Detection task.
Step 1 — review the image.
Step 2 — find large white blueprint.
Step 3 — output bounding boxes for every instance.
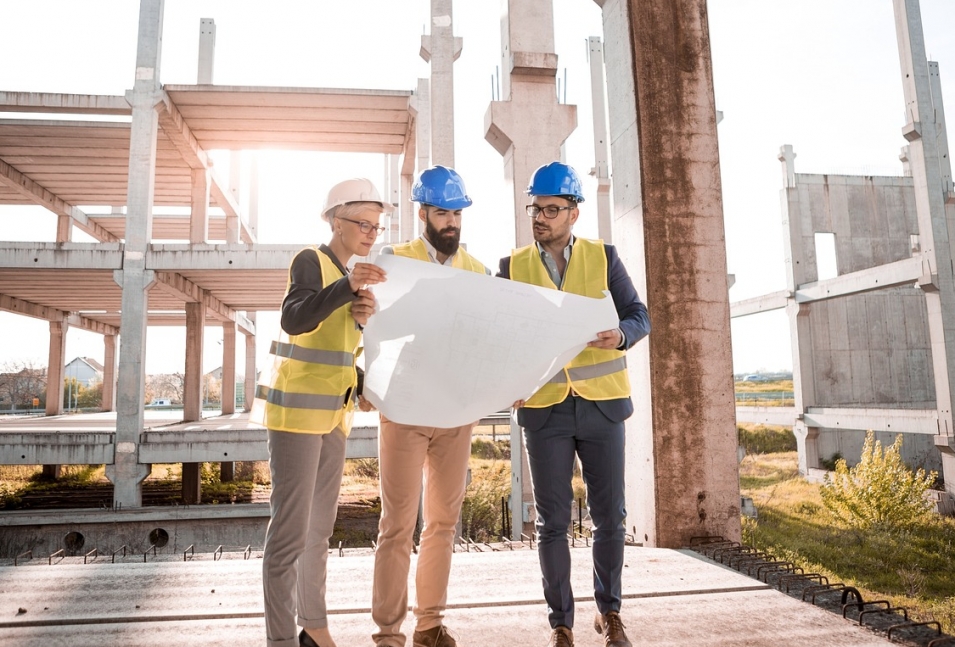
[362,254,619,427]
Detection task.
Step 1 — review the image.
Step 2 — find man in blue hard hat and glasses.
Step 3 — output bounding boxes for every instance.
[370,166,490,647]
[498,161,651,647]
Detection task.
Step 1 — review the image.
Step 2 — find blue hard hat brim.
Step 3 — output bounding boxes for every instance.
[423,195,473,210]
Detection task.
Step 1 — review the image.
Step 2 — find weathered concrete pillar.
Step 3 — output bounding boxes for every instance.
[778,145,820,475]
[182,301,205,504]
[197,17,215,84]
[420,0,461,166]
[894,0,955,491]
[102,333,117,412]
[596,0,740,547]
[221,321,236,415]
[190,168,210,244]
[55,214,72,243]
[243,312,257,412]
[183,301,205,421]
[108,0,163,508]
[588,36,612,243]
[487,0,575,540]
[45,320,67,416]
[400,172,414,242]
[485,0,576,248]
[414,77,431,240]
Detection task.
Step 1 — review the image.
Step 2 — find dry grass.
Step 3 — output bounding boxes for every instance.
[735,379,794,393]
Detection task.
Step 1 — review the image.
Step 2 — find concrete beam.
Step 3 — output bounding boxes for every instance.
[729,290,790,318]
[803,407,939,434]
[0,433,114,464]
[0,242,124,269]
[794,255,926,303]
[734,406,797,427]
[0,294,118,335]
[0,92,130,115]
[152,271,254,334]
[0,159,120,243]
[147,244,299,270]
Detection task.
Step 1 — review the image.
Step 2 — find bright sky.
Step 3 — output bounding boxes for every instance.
[1,0,953,377]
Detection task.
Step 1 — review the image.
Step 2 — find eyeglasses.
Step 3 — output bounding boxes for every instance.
[337,217,386,236]
[526,204,574,219]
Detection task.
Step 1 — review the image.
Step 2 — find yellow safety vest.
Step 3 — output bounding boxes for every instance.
[391,237,488,274]
[510,238,630,407]
[251,247,360,434]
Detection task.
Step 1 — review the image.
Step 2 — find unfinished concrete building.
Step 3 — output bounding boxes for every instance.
[734,0,955,508]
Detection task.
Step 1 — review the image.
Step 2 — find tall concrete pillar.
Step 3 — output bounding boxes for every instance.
[197,17,215,84]
[107,0,162,509]
[777,146,819,475]
[894,0,955,490]
[102,333,117,412]
[243,312,257,412]
[420,0,461,166]
[414,77,431,239]
[484,0,576,249]
[588,36,612,243]
[45,320,67,416]
[486,0,576,539]
[595,0,740,547]
[190,167,210,243]
[182,301,205,504]
[221,321,236,415]
[400,172,414,242]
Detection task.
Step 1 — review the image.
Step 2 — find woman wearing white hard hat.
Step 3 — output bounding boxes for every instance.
[253,178,391,647]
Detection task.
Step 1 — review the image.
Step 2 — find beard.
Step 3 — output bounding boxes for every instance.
[425,217,461,256]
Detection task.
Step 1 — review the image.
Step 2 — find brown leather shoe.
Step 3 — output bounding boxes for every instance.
[594,611,631,647]
[547,626,574,647]
[412,625,457,647]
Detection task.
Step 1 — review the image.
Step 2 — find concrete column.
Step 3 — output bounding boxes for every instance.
[243,312,257,412]
[894,0,955,489]
[485,0,576,248]
[190,167,210,244]
[228,151,242,244]
[400,172,414,242]
[197,17,215,84]
[182,301,205,504]
[420,0,461,166]
[45,320,67,416]
[108,0,163,509]
[385,155,400,244]
[56,214,72,243]
[221,321,236,415]
[248,156,259,241]
[778,145,819,474]
[183,301,205,422]
[596,0,740,547]
[588,36,612,243]
[414,77,431,239]
[102,333,117,412]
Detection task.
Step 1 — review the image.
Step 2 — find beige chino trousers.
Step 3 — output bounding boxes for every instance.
[371,415,475,646]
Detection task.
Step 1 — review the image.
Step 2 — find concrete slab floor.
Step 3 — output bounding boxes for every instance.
[0,546,898,646]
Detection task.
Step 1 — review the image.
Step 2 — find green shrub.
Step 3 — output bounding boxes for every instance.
[820,431,937,531]
[471,437,510,460]
[737,424,797,455]
[820,452,843,471]
[461,461,510,541]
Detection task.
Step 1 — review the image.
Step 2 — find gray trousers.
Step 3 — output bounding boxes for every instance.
[263,427,347,647]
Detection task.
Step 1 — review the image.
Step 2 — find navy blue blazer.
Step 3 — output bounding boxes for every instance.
[497,241,651,431]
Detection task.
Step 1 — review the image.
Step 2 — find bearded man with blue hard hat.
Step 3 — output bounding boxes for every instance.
[370,166,490,647]
[497,161,651,647]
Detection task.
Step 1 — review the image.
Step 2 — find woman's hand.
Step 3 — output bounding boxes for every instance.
[511,399,525,409]
[351,288,377,326]
[348,262,387,293]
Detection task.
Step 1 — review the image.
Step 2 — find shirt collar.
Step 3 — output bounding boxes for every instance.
[420,234,456,265]
[535,234,575,261]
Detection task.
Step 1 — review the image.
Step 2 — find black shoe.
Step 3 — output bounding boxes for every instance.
[300,629,321,647]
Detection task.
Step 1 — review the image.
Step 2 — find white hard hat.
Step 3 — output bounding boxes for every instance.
[321,178,396,220]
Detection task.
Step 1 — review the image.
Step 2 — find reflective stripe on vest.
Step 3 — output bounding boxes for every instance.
[250,246,360,434]
[270,340,354,367]
[510,238,631,407]
[392,237,487,274]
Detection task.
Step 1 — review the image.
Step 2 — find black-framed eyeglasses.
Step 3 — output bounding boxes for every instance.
[526,204,574,219]
[337,217,386,236]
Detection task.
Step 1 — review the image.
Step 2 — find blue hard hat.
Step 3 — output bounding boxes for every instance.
[526,161,585,202]
[412,166,473,210]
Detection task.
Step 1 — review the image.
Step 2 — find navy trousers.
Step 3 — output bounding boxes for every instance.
[523,395,627,630]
